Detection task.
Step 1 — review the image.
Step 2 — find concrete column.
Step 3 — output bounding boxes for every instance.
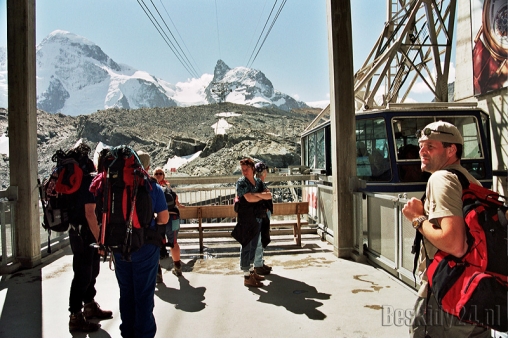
[326,0,355,258]
[7,0,41,268]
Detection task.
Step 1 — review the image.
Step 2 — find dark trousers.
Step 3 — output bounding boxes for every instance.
[68,227,100,314]
[114,243,159,338]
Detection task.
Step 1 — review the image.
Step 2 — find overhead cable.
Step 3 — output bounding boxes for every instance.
[158,0,202,75]
[245,0,279,68]
[249,0,287,68]
[146,0,199,78]
[137,0,200,78]
[215,0,221,60]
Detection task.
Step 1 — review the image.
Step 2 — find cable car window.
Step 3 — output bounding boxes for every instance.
[392,115,486,181]
[316,129,326,169]
[302,137,309,167]
[439,117,483,159]
[356,118,391,181]
[393,116,483,160]
[308,133,316,168]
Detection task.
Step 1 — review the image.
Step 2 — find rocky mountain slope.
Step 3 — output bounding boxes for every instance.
[0,104,319,188]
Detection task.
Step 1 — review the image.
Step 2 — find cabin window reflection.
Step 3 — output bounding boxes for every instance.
[356,118,392,182]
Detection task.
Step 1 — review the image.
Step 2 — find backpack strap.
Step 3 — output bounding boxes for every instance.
[411,192,426,285]
[445,168,470,190]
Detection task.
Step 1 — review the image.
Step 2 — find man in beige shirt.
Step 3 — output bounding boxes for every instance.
[402,121,489,338]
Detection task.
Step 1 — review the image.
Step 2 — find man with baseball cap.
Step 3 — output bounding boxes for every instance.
[402,121,489,337]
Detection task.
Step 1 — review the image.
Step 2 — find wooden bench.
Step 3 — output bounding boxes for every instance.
[178,202,310,252]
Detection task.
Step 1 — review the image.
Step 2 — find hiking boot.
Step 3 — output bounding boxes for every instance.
[251,270,265,281]
[244,273,263,287]
[83,301,112,319]
[254,265,271,275]
[263,264,272,271]
[172,266,183,277]
[69,312,100,332]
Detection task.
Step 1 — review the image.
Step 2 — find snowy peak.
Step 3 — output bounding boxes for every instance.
[35,30,177,115]
[1,31,308,114]
[205,60,307,110]
[38,30,121,72]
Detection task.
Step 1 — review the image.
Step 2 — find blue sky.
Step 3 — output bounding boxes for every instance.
[0,0,388,104]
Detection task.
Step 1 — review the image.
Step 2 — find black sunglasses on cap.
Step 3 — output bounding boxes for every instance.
[416,128,454,139]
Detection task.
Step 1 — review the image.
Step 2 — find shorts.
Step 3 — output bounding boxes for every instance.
[165,218,180,248]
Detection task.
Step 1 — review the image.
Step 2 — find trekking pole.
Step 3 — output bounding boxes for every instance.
[98,167,110,260]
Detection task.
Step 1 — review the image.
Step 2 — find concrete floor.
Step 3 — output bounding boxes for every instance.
[0,235,418,338]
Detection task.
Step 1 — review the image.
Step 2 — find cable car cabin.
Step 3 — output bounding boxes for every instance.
[301,107,492,193]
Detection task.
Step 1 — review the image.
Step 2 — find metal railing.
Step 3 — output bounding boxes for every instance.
[353,190,422,288]
[0,174,317,270]
[0,186,17,268]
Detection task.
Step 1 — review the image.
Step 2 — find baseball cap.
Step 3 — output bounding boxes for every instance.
[137,150,150,170]
[417,121,463,145]
[255,162,268,173]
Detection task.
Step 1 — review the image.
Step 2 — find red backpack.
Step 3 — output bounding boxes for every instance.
[425,169,507,332]
[90,145,154,261]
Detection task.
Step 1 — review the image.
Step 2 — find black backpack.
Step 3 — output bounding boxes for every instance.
[38,144,90,253]
[91,145,155,261]
[162,185,176,210]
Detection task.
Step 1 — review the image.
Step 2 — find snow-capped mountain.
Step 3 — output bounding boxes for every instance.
[205,60,308,111]
[0,30,309,115]
[35,30,177,115]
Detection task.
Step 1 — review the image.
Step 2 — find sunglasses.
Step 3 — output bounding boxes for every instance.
[416,128,454,139]
[154,173,164,176]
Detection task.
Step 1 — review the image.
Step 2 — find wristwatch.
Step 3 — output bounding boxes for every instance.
[412,216,427,229]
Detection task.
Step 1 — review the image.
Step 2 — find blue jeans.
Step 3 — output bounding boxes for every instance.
[114,244,159,338]
[240,220,261,272]
[252,234,264,267]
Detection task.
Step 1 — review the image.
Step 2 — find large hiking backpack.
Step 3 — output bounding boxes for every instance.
[39,144,91,252]
[422,169,508,332]
[91,145,154,261]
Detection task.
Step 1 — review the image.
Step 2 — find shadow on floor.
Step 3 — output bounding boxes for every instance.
[250,273,331,320]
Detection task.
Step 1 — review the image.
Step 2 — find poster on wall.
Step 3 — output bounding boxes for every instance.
[471,0,507,96]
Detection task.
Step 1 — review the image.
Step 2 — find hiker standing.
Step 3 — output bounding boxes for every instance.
[67,143,112,332]
[402,121,489,337]
[252,161,273,276]
[153,167,185,282]
[113,151,168,337]
[234,157,272,287]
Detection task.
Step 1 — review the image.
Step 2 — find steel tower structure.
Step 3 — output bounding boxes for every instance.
[354,0,456,110]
